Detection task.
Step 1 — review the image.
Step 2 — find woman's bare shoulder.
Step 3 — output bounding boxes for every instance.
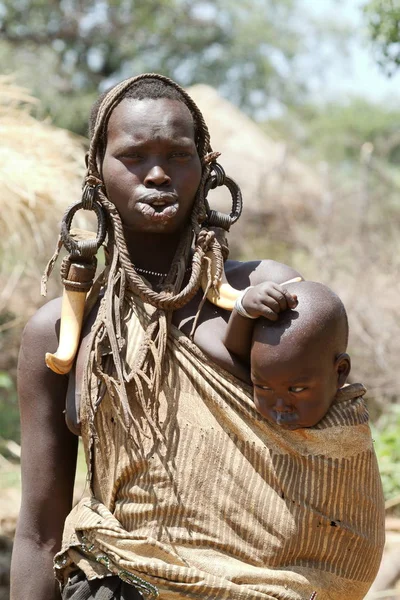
[22,297,62,343]
[18,297,64,391]
[224,258,303,288]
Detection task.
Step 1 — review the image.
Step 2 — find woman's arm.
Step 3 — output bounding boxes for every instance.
[10,299,78,600]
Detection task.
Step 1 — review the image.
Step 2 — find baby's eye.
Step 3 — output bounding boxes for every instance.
[254,384,272,391]
[289,386,306,393]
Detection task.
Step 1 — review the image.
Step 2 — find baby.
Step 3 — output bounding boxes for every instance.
[224,280,351,429]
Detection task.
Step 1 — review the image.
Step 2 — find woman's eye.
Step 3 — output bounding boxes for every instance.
[118,151,143,161]
[289,386,306,393]
[171,151,191,159]
[124,154,142,160]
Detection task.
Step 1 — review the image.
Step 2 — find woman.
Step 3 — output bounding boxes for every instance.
[10,74,384,600]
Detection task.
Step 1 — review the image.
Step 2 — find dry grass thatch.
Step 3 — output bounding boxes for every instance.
[291,168,400,405]
[0,76,87,367]
[0,76,86,321]
[0,76,86,257]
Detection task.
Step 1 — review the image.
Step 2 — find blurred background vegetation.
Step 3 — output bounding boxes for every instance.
[0,0,399,522]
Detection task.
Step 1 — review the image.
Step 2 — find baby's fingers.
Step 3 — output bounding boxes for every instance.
[279,286,298,309]
[266,282,297,311]
[281,276,302,308]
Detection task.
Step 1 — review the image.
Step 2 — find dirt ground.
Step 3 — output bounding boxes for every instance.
[1,468,400,600]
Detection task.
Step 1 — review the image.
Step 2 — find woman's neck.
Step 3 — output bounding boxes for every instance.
[123,229,189,275]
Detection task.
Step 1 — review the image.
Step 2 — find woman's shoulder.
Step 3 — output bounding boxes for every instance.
[224,258,302,288]
[21,297,63,352]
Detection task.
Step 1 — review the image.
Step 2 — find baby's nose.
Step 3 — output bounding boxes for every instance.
[274,397,293,412]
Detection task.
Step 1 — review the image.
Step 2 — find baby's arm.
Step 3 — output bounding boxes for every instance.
[223,282,298,364]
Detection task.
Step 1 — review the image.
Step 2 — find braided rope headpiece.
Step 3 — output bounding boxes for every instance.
[87,72,212,181]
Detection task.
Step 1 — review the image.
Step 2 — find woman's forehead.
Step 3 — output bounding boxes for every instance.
[106,97,196,142]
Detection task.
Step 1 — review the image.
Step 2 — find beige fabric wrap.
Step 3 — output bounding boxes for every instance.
[55,292,385,600]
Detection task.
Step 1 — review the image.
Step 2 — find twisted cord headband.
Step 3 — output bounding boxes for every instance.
[87,72,212,179]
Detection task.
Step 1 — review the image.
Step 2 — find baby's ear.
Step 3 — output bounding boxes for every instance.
[335,353,351,387]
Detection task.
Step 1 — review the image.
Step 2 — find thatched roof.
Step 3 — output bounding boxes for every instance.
[0,77,86,331]
[186,84,323,220]
[0,76,85,259]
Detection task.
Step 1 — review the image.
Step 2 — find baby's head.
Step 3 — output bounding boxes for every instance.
[251,281,350,429]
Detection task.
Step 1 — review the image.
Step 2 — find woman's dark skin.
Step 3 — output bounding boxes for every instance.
[10,97,301,600]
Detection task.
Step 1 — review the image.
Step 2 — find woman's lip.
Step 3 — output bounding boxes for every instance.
[137,192,178,205]
[136,201,179,222]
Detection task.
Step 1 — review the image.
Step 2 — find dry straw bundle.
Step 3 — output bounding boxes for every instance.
[0,76,87,368]
[0,76,86,320]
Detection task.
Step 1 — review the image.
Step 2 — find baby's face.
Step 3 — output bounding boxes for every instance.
[250,343,340,430]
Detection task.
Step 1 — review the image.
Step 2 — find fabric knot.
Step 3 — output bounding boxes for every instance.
[202,151,221,165]
[84,173,103,188]
[197,228,216,253]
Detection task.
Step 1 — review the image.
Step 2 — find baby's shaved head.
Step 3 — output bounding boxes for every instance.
[252,281,348,359]
[250,281,351,429]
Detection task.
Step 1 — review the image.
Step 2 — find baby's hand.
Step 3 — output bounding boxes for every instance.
[240,282,298,320]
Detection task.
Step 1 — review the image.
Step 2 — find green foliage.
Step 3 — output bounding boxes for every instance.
[363,0,400,74]
[371,404,400,502]
[267,97,400,166]
[0,370,19,443]
[0,0,348,134]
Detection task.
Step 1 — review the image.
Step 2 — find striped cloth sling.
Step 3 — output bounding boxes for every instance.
[55,291,385,600]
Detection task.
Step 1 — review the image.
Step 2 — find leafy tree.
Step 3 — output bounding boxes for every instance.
[266,97,400,167]
[363,0,400,74]
[371,405,400,503]
[0,0,345,134]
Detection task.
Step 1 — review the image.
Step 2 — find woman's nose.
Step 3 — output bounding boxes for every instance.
[144,164,171,187]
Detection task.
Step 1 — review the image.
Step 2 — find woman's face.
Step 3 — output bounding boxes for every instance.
[101,97,202,234]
